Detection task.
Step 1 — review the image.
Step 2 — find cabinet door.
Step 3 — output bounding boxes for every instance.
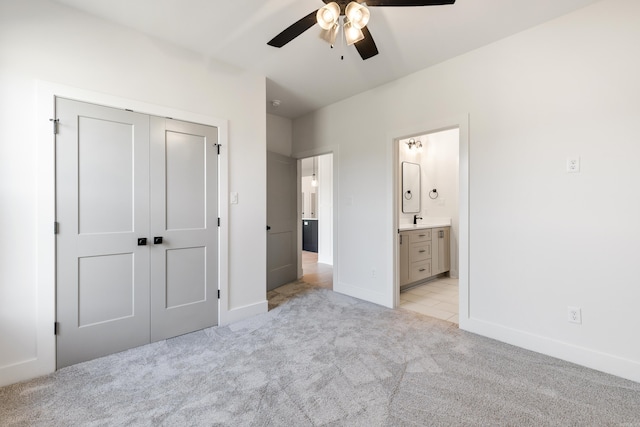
[399,232,409,286]
[441,227,451,272]
[432,227,451,275]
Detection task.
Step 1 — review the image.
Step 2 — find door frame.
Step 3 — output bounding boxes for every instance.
[389,115,469,327]
[35,81,229,376]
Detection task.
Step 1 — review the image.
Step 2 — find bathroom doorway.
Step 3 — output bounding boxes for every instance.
[396,128,461,324]
[300,154,333,289]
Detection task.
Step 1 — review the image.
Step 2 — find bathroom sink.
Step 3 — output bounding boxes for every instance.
[398,218,451,231]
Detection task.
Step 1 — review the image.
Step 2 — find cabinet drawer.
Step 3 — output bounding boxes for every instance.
[409,242,431,263]
[409,261,432,283]
[409,229,431,243]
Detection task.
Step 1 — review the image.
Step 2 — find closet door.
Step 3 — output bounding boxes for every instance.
[56,98,150,368]
[149,117,219,341]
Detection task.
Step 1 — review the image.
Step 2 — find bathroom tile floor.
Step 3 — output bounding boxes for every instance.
[400,276,459,324]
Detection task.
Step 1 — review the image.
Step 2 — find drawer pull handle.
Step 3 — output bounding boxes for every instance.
[419,268,426,272]
[419,234,426,237]
[418,250,426,253]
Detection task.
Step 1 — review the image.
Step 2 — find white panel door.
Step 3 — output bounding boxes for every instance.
[56,98,150,368]
[149,117,218,341]
[266,151,298,291]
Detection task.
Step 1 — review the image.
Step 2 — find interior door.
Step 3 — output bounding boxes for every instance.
[266,151,298,291]
[149,117,218,341]
[56,98,151,368]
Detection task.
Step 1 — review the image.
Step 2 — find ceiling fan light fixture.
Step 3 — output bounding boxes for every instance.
[316,2,340,30]
[344,19,365,45]
[345,2,370,30]
[320,23,339,45]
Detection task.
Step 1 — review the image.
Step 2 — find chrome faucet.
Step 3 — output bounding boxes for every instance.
[413,214,422,225]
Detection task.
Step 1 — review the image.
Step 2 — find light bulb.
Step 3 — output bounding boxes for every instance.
[311,174,318,187]
[317,2,340,30]
[345,2,370,29]
[344,20,364,45]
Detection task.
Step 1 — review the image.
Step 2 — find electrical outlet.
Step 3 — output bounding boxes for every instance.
[566,157,580,173]
[567,306,582,324]
[371,269,376,278]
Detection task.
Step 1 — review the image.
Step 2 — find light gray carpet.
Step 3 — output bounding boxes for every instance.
[2,283,640,426]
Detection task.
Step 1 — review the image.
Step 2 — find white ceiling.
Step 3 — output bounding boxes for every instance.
[54,0,600,118]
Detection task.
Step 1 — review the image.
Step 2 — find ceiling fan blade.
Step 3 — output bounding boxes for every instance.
[267,10,319,48]
[354,27,379,60]
[365,0,455,6]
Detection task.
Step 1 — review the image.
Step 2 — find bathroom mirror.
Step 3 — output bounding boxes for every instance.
[402,162,421,213]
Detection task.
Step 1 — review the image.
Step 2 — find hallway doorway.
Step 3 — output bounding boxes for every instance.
[267,153,334,310]
[300,153,333,278]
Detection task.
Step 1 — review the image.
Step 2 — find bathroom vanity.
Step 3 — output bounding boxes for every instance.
[302,219,318,252]
[399,224,450,288]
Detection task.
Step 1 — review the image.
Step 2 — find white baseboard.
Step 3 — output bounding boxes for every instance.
[461,317,640,384]
[0,358,54,388]
[221,300,268,325]
[334,281,392,308]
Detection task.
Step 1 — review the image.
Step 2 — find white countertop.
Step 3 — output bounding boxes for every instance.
[302,218,318,221]
[399,218,451,231]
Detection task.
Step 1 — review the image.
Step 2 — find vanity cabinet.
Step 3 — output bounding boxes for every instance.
[399,226,450,287]
[302,219,318,252]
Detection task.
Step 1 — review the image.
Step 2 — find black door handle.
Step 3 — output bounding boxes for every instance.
[137,238,147,246]
[266,225,271,231]
[154,236,163,244]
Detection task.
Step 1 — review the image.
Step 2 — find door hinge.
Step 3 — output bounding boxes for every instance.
[49,118,59,135]
[217,289,220,299]
[216,144,221,155]
[54,222,59,234]
[54,322,60,335]
[217,217,220,227]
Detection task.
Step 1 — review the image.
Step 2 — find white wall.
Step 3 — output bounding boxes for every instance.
[424,130,459,278]
[0,0,266,386]
[301,176,317,218]
[266,114,293,156]
[317,154,333,265]
[292,0,640,382]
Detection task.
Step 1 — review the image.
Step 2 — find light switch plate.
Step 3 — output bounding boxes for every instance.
[230,192,238,204]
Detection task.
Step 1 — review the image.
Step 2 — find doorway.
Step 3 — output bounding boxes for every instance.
[300,154,333,288]
[396,128,460,324]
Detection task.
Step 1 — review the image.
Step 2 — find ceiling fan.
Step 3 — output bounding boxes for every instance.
[267,0,456,60]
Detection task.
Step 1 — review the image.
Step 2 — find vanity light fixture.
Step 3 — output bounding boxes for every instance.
[406,138,423,151]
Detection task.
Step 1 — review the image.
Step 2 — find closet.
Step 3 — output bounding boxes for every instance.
[55,98,218,368]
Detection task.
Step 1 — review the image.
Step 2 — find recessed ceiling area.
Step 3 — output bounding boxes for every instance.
[53,0,601,118]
